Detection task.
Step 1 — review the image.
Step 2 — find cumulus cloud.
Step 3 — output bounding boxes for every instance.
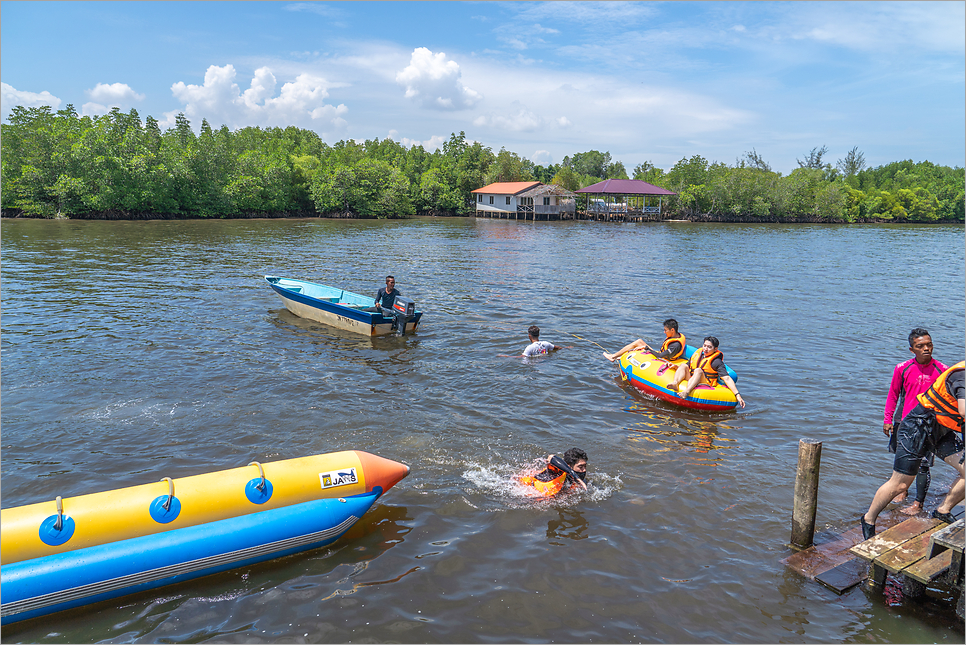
[82,82,145,116]
[1,83,61,120]
[164,64,347,134]
[531,150,553,164]
[395,47,482,110]
[87,82,145,105]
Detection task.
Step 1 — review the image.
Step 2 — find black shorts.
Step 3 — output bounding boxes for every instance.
[894,410,964,475]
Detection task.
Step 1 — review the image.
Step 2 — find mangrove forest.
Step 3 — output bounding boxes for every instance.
[2,105,963,222]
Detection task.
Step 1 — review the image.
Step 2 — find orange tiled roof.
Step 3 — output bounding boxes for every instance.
[470,181,541,195]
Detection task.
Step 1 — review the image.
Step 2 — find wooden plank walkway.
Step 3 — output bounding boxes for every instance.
[782,507,964,603]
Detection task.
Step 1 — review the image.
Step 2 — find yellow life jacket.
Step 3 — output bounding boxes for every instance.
[661,333,686,360]
[689,349,723,386]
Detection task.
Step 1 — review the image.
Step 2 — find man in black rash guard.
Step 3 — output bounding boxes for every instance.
[604,318,684,363]
[374,275,400,309]
[533,448,589,491]
[366,275,402,311]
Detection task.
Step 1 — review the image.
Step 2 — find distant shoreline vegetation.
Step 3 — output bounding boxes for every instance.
[2,106,963,223]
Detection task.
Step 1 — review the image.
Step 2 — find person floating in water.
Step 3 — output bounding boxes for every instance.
[882,328,947,515]
[523,325,560,357]
[519,448,588,496]
[603,318,684,363]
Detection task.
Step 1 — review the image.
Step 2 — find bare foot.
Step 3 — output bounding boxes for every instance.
[900,502,923,516]
[892,491,908,504]
[603,352,615,362]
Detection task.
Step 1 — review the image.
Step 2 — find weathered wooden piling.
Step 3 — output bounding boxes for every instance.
[791,438,822,549]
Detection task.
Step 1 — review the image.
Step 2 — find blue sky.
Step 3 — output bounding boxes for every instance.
[2,1,963,174]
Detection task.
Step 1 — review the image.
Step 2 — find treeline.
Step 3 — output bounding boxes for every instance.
[2,105,962,222]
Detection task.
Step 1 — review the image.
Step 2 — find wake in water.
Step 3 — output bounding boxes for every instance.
[461,457,621,510]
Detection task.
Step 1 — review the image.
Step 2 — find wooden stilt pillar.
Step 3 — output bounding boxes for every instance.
[791,438,822,549]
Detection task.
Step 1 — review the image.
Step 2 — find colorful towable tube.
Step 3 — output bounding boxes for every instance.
[0,493,378,625]
[1,450,409,564]
[618,348,739,412]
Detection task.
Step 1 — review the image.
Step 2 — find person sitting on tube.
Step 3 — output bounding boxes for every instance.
[670,336,745,408]
[603,318,685,363]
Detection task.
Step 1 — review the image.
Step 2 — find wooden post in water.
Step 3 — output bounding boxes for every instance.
[791,438,822,549]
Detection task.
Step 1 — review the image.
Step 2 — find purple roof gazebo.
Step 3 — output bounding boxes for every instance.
[574,179,677,220]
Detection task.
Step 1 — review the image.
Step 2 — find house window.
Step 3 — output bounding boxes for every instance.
[543,197,551,205]
[477,194,482,202]
[506,196,511,205]
[489,196,494,204]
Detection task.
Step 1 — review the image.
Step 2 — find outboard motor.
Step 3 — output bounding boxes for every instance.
[381,295,416,335]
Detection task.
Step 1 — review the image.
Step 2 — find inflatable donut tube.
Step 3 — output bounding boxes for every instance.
[618,348,738,412]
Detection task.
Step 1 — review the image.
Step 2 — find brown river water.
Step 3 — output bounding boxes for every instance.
[1,217,964,643]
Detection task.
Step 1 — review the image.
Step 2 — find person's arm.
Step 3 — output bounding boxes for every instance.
[651,341,681,360]
[720,375,745,408]
[548,455,587,490]
[883,363,902,434]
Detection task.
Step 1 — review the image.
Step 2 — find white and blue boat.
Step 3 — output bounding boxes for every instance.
[265,276,422,336]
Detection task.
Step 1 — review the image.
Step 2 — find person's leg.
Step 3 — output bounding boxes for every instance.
[670,364,690,390]
[933,438,964,518]
[864,471,916,526]
[863,413,929,537]
[900,458,930,515]
[603,339,646,362]
[678,370,703,398]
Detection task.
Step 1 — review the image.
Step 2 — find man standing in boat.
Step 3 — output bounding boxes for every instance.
[861,361,965,539]
[603,318,685,363]
[882,328,947,515]
[670,336,745,408]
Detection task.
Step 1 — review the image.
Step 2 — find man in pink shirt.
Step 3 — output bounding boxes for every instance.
[882,328,948,514]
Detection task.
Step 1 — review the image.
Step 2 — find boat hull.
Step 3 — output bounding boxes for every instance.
[265,276,421,336]
[618,349,738,412]
[0,494,377,624]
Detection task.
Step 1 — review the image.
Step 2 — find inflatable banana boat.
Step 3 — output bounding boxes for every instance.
[0,451,409,625]
[617,346,739,412]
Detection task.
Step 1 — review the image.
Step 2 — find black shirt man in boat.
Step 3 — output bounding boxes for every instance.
[861,361,965,539]
[373,275,400,310]
[519,448,589,496]
[670,336,745,408]
[366,275,402,316]
[603,318,686,363]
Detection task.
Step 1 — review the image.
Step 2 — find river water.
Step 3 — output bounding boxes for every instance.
[1,217,964,643]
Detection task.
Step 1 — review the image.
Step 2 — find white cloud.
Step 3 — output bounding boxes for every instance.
[165,64,348,135]
[531,150,553,164]
[399,134,446,151]
[86,82,145,105]
[532,24,560,35]
[1,83,61,120]
[557,116,572,128]
[284,3,344,18]
[474,104,544,132]
[395,47,482,110]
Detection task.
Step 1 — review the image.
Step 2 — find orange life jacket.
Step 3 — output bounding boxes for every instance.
[519,467,567,496]
[689,349,723,386]
[661,333,686,360]
[917,361,965,432]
